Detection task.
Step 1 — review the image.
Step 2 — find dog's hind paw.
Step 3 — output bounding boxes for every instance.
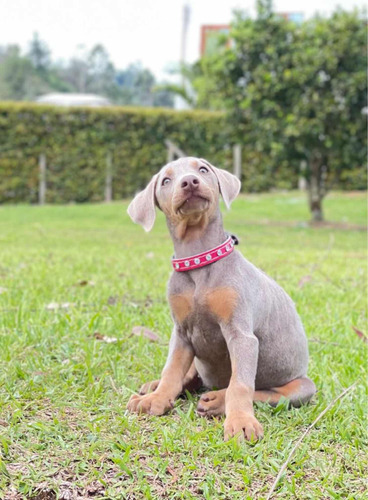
[197,389,226,417]
[139,379,160,395]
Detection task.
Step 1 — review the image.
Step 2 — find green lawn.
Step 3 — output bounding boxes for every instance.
[0,191,367,499]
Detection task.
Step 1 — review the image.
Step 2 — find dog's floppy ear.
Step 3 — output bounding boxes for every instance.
[127,174,158,232]
[200,159,241,208]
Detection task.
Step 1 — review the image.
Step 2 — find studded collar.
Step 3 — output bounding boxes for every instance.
[172,235,234,272]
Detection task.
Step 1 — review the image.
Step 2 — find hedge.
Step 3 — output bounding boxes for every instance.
[0,103,235,203]
[1,102,364,204]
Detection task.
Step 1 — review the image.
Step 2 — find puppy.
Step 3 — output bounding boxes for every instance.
[127,157,315,441]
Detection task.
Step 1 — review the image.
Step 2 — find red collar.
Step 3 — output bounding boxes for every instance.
[172,236,234,272]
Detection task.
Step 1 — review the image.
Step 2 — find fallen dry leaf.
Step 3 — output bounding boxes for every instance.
[93,332,118,343]
[352,326,368,344]
[128,301,139,308]
[74,280,95,287]
[298,275,313,288]
[107,296,118,305]
[46,302,73,311]
[0,419,9,427]
[132,326,160,342]
[166,465,178,483]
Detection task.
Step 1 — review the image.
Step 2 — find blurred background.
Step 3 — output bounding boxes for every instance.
[0,0,366,221]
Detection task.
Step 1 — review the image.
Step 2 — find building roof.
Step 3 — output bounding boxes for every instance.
[35,93,111,107]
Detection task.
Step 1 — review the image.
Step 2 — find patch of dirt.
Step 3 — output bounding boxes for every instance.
[309,220,366,231]
[3,461,124,500]
[246,219,366,231]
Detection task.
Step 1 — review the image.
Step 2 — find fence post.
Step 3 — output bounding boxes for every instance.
[167,142,174,163]
[165,139,186,162]
[233,144,242,180]
[105,152,113,202]
[298,160,307,190]
[39,154,46,205]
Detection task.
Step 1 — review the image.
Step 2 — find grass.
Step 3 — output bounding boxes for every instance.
[0,190,366,499]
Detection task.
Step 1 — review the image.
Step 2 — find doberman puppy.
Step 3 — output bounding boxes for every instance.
[126,157,316,441]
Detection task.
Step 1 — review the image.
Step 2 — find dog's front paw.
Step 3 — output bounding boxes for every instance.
[224,412,264,442]
[127,392,174,415]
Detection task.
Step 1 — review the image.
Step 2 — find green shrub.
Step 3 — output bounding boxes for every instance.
[0,102,363,204]
[0,103,231,203]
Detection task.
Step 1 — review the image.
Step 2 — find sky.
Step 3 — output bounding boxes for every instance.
[0,0,365,79]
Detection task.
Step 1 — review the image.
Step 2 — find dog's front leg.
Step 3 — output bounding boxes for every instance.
[222,325,264,442]
[127,328,194,415]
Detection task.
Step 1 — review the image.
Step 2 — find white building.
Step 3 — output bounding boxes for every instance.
[35,93,111,107]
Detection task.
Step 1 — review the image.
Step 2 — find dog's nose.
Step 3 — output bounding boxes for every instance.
[181,175,200,191]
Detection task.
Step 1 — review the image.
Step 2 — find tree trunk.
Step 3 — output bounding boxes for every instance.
[308,152,326,222]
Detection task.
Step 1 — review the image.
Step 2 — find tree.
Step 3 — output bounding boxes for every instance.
[61,47,90,93]
[87,44,116,96]
[0,37,175,108]
[115,62,173,107]
[27,32,50,73]
[27,33,69,94]
[0,45,48,100]
[285,10,367,220]
[192,1,367,219]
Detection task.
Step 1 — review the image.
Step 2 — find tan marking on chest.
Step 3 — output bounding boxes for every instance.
[205,287,238,322]
[169,291,194,323]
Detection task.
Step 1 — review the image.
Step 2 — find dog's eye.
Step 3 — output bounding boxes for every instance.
[199,166,208,173]
[162,178,171,186]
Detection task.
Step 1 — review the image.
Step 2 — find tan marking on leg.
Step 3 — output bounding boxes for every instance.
[169,292,193,323]
[205,287,238,322]
[128,344,194,415]
[253,389,282,406]
[224,379,263,441]
[140,362,201,398]
[254,377,316,407]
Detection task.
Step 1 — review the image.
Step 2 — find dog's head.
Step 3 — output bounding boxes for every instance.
[127,157,241,233]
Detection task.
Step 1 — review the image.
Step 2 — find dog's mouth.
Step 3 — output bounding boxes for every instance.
[176,193,210,214]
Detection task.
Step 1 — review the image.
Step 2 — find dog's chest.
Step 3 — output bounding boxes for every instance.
[168,285,237,355]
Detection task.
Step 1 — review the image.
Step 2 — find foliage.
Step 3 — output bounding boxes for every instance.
[0,35,174,107]
[286,9,367,219]
[0,99,364,204]
[0,193,366,498]
[0,102,231,203]
[0,45,50,101]
[191,3,367,219]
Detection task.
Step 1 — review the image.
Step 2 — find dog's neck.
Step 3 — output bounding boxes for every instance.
[167,208,226,259]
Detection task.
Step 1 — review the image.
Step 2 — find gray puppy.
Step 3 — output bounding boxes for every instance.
[127,157,315,441]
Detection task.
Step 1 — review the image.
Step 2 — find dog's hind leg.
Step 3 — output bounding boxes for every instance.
[197,377,316,417]
[254,377,316,407]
